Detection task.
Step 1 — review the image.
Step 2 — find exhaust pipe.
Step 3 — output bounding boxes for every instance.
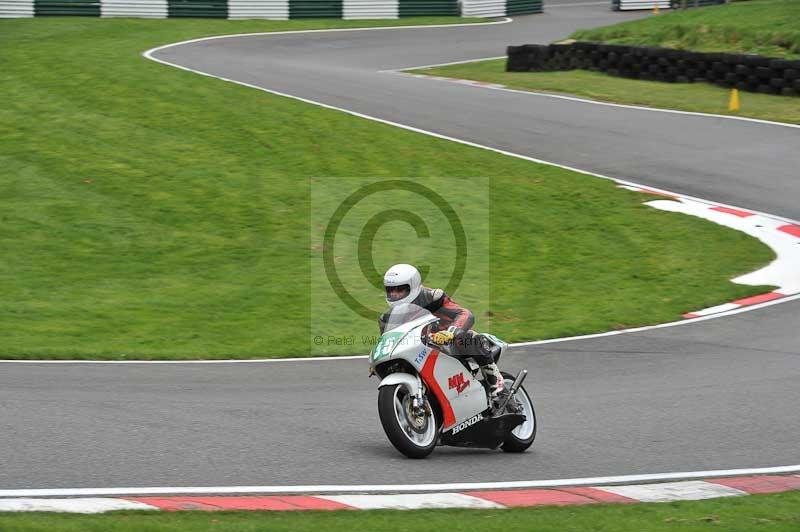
[494,369,527,415]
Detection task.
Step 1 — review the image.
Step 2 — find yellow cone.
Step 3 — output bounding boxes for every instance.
[728,88,740,112]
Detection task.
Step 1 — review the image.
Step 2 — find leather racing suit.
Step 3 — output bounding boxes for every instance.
[378,287,498,368]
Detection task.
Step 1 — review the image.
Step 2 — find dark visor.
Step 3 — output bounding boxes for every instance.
[385,284,410,302]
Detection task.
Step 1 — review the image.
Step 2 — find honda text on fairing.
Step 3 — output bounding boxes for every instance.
[368,303,536,458]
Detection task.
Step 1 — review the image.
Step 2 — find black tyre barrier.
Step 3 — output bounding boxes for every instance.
[506,42,800,97]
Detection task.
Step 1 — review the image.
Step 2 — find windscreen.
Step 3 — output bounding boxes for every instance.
[383,303,435,333]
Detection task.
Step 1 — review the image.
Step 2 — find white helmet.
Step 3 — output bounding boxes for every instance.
[383,264,421,307]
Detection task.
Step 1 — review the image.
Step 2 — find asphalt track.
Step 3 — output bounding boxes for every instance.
[2,3,799,491]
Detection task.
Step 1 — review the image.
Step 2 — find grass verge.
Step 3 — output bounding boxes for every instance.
[0,18,774,359]
[409,59,800,124]
[1,491,799,531]
[572,0,800,59]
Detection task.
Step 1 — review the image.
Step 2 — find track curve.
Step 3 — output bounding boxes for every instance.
[2,4,798,491]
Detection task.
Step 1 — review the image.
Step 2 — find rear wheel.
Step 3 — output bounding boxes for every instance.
[500,371,536,453]
[378,383,438,459]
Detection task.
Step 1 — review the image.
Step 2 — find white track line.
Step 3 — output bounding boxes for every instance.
[5,292,799,364]
[379,55,506,71]
[511,292,800,347]
[2,465,799,498]
[392,69,800,130]
[143,17,512,58]
[0,355,368,364]
[3,22,798,366]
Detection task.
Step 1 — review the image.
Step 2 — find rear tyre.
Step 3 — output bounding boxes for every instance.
[378,383,438,459]
[500,371,536,453]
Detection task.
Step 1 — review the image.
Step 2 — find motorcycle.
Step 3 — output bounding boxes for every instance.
[369,303,536,458]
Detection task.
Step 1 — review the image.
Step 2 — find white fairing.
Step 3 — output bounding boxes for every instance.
[426,351,487,430]
[378,373,420,395]
[371,304,490,431]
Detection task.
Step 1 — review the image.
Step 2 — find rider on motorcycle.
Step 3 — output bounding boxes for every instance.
[379,263,505,401]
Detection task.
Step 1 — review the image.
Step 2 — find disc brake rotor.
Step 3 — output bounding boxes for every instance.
[405,398,428,432]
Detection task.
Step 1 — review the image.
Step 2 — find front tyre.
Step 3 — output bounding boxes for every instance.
[500,371,537,453]
[378,384,438,459]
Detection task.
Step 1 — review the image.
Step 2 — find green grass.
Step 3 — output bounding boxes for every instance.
[572,0,800,59]
[411,59,800,124]
[0,18,774,359]
[2,491,800,531]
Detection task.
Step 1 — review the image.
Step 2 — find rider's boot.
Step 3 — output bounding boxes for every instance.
[482,363,506,408]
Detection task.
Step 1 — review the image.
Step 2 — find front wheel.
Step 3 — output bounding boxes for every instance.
[500,371,537,453]
[378,384,438,459]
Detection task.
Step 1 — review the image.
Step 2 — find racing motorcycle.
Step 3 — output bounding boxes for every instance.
[369,303,536,458]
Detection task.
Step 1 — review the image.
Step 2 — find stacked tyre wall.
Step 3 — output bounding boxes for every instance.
[0,0,543,17]
[507,42,800,96]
